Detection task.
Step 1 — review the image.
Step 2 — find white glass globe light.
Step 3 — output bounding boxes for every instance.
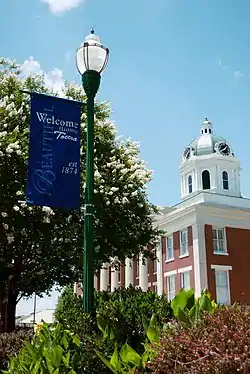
[76,30,109,75]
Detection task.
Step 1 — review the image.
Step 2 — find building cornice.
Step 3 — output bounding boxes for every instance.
[197,203,250,224]
[179,154,241,173]
[156,205,197,233]
[154,193,250,233]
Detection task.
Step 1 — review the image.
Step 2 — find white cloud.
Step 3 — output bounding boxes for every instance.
[218,59,247,82]
[234,70,244,80]
[218,59,228,69]
[45,68,64,92]
[21,56,43,75]
[41,0,84,14]
[20,56,64,95]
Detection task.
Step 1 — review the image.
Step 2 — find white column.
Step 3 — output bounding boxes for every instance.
[73,282,78,294]
[100,263,109,291]
[192,223,208,297]
[217,166,221,190]
[195,168,200,191]
[125,258,134,287]
[236,168,241,195]
[156,238,163,295]
[214,166,218,189]
[111,267,119,292]
[94,275,98,290]
[232,169,236,192]
[181,175,184,197]
[211,166,217,189]
[139,254,148,291]
[192,169,196,191]
[182,175,186,196]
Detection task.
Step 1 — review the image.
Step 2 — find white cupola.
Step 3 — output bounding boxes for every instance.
[179,118,241,200]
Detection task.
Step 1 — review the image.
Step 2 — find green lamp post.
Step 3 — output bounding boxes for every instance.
[76,30,109,313]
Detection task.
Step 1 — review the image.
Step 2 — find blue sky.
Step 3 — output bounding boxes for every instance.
[1,0,250,314]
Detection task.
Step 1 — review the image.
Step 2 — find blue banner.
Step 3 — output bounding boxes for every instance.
[26,93,81,210]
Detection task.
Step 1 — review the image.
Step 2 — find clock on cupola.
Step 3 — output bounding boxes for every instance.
[179,118,241,199]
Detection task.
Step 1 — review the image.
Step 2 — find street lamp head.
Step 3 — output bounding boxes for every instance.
[76,30,109,75]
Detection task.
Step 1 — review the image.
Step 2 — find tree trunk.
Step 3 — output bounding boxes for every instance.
[0,283,6,333]
[4,294,17,332]
[4,276,17,333]
[0,301,5,333]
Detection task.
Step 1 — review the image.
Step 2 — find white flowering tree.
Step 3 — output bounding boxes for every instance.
[0,58,160,331]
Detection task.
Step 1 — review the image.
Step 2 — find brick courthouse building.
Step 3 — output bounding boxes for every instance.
[75,119,250,305]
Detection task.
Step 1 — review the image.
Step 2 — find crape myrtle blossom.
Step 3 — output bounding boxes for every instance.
[0,57,161,304]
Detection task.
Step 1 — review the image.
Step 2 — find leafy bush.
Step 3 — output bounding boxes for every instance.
[56,285,172,350]
[95,286,172,352]
[0,328,33,370]
[170,288,217,325]
[95,289,219,373]
[55,286,111,373]
[148,306,250,373]
[4,322,81,373]
[54,285,172,373]
[96,313,160,373]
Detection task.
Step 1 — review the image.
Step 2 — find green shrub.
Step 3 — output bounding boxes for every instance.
[0,328,33,371]
[4,322,81,373]
[95,286,171,352]
[54,285,172,373]
[94,289,218,373]
[170,288,217,325]
[147,306,250,373]
[96,313,160,373]
[55,286,111,373]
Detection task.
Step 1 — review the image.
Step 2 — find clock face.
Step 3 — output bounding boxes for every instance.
[183,147,191,160]
[218,142,231,156]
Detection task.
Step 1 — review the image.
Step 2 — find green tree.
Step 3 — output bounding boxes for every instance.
[0,58,161,332]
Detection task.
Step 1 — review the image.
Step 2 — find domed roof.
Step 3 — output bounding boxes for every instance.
[182,118,234,161]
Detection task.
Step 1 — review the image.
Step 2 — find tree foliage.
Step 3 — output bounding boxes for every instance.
[0,57,160,330]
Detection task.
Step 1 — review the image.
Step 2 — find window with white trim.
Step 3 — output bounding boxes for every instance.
[222,171,229,190]
[180,271,190,290]
[213,228,226,254]
[180,229,188,256]
[215,270,230,305]
[167,274,175,301]
[166,236,174,261]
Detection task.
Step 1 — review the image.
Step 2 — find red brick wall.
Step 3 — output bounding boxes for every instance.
[94,226,195,295]
[162,226,194,295]
[161,236,167,293]
[205,224,250,304]
[148,256,157,290]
